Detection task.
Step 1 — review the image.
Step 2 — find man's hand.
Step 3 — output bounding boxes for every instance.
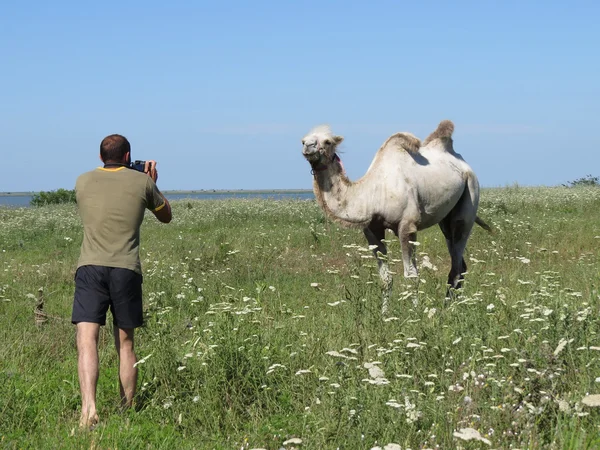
[144,160,158,183]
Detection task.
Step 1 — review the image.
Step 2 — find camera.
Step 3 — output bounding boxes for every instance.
[130,160,149,173]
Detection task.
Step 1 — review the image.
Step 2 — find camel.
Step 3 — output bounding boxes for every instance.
[301,120,491,313]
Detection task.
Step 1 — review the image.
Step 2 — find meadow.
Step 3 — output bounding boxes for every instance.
[1,186,599,449]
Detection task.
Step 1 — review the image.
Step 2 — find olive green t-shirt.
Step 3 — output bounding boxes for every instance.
[75,166,166,274]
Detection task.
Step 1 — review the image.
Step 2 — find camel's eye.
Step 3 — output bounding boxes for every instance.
[301,140,305,145]
[324,139,331,145]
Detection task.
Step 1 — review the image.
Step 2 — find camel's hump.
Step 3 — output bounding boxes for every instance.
[422,120,454,148]
[381,132,421,154]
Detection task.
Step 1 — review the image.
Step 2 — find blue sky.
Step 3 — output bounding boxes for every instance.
[1,1,598,192]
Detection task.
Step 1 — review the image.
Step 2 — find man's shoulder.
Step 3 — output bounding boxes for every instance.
[76,169,98,185]
[78,168,148,183]
[127,169,152,182]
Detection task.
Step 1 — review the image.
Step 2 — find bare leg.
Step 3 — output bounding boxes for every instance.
[113,326,138,408]
[77,322,100,429]
[363,224,392,314]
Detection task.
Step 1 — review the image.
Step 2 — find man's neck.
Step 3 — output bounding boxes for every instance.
[103,161,128,168]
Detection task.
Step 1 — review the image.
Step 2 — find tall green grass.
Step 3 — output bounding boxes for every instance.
[1,186,600,449]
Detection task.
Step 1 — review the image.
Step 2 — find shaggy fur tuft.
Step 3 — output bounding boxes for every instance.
[304,124,333,139]
[422,120,455,148]
[382,132,422,154]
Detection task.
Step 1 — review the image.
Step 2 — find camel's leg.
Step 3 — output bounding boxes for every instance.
[440,177,478,295]
[363,224,392,315]
[440,217,469,294]
[398,222,418,279]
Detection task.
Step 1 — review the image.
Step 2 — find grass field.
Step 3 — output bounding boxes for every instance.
[1,186,600,449]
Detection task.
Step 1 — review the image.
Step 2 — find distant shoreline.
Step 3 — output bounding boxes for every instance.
[0,189,313,197]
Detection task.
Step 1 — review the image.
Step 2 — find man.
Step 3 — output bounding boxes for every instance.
[72,134,172,429]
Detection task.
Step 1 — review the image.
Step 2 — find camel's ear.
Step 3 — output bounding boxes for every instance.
[333,135,344,145]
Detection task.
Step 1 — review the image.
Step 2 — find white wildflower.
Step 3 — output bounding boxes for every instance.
[581,394,600,407]
[421,255,438,271]
[557,400,570,412]
[341,348,358,355]
[404,396,422,424]
[449,384,464,392]
[380,445,402,450]
[133,353,153,367]
[363,378,390,386]
[267,363,286,374]
[453,428,491,445]
[386,400,403,409]
[364,362,385,379]
[326,351,348,359]
[553,338,569,356]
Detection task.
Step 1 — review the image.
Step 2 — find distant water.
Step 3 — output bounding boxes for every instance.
[0,191,315,208]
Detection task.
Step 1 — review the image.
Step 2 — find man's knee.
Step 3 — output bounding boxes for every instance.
[114,327,135,350]
[77,322,100,344]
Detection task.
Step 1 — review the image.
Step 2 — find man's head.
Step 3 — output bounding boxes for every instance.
[100,134,131,164]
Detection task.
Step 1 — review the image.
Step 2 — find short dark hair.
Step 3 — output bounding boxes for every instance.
[100,134,131,162]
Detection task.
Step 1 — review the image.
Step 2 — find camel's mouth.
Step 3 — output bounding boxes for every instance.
[303,151,322,163]
[302,144,322,163]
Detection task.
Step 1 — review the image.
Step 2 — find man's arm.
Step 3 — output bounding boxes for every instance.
[152,194,172,223]
[145,160,172,224]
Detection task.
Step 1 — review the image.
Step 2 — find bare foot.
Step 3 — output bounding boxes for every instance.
[79,412,99,431]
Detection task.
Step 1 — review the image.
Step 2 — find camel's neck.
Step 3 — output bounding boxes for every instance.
[312,155,371,227]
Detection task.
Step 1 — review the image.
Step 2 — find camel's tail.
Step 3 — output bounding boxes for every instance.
[475,216,493,233]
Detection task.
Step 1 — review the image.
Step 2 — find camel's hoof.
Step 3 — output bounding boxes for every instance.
[445,286,462,301]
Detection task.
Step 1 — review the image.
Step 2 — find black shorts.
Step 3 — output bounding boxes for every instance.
[72,265,144,328]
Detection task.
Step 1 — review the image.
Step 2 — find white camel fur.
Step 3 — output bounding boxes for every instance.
[301,120,491,313]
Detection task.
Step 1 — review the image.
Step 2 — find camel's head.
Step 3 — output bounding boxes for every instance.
[301,125,344,165]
